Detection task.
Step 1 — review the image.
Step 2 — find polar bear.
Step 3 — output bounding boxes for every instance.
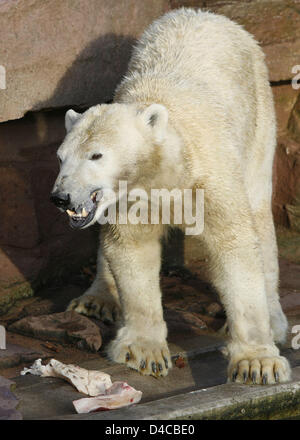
[51,8,291,383]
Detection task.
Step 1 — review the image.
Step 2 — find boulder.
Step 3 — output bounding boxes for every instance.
[9,311,102,352]
[272,136,300,227]
[280,291,300,315]
[273,86,299,136]
[288,91,300,143]
[0,0,170,122]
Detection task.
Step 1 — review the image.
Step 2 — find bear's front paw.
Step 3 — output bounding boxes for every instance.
[108,334,172,377]
[67,294,121,324]
[229,355,291,385]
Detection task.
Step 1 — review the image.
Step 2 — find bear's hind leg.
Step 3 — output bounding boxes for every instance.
[252,203,288,344]
[245,58,288,345]
[203,189,291,384]
[67,243,121,323]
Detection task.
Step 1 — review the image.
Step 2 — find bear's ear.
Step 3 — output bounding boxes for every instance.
[65,109,82,132]
[140,104,168,143]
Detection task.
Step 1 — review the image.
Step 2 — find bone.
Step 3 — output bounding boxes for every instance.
[20,359,112,396]
[73,381,142,413]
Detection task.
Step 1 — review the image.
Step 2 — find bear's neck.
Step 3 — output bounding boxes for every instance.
[115,75,193,189]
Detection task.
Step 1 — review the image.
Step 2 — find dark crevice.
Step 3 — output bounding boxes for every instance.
[270,79,292,87]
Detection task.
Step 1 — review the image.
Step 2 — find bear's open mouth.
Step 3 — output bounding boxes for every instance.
[66,190,101,229]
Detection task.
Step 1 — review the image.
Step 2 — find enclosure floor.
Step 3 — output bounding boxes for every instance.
[1,251,300,419]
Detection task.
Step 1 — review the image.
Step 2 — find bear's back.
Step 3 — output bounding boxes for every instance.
[115,8,274,171]
[126,8,261,88]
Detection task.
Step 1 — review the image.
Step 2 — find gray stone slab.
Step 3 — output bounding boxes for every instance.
[0,376,22,420]
[0,342,46,369]
[49,366,300,420]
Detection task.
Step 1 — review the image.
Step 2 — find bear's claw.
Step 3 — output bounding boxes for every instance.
[229,356,291,385]
[108,336,172,377]
[67,294,121,324]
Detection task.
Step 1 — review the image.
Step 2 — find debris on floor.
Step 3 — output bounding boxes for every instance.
[21,358,112,396]
[175,356,185,369]
[10,311,102,352]
[20,358,142,414]
[41,341,61,353]
[73,381,142,414]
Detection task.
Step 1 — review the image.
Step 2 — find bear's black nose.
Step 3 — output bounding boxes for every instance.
[50,191,70,208]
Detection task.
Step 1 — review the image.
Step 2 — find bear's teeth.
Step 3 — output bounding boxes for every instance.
[91,191,97,202]
[67,209,88,219]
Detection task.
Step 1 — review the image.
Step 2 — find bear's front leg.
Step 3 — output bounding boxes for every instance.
[103,225,171,377]
[204,205,291,385]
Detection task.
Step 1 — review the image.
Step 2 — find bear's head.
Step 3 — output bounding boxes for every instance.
[50,103,170,229]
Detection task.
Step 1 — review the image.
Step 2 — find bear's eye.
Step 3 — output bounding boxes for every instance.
[90,153,103,161]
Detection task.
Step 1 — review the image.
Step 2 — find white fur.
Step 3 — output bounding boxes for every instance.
[64,8,290,382]
[65,109,82,132]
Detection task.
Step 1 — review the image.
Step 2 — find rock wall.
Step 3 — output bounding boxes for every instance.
[0,0,299,310]
[2,1,299,122]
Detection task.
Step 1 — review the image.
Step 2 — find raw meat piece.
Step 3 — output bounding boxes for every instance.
[20,358,112,396]
[73,381,142,413]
